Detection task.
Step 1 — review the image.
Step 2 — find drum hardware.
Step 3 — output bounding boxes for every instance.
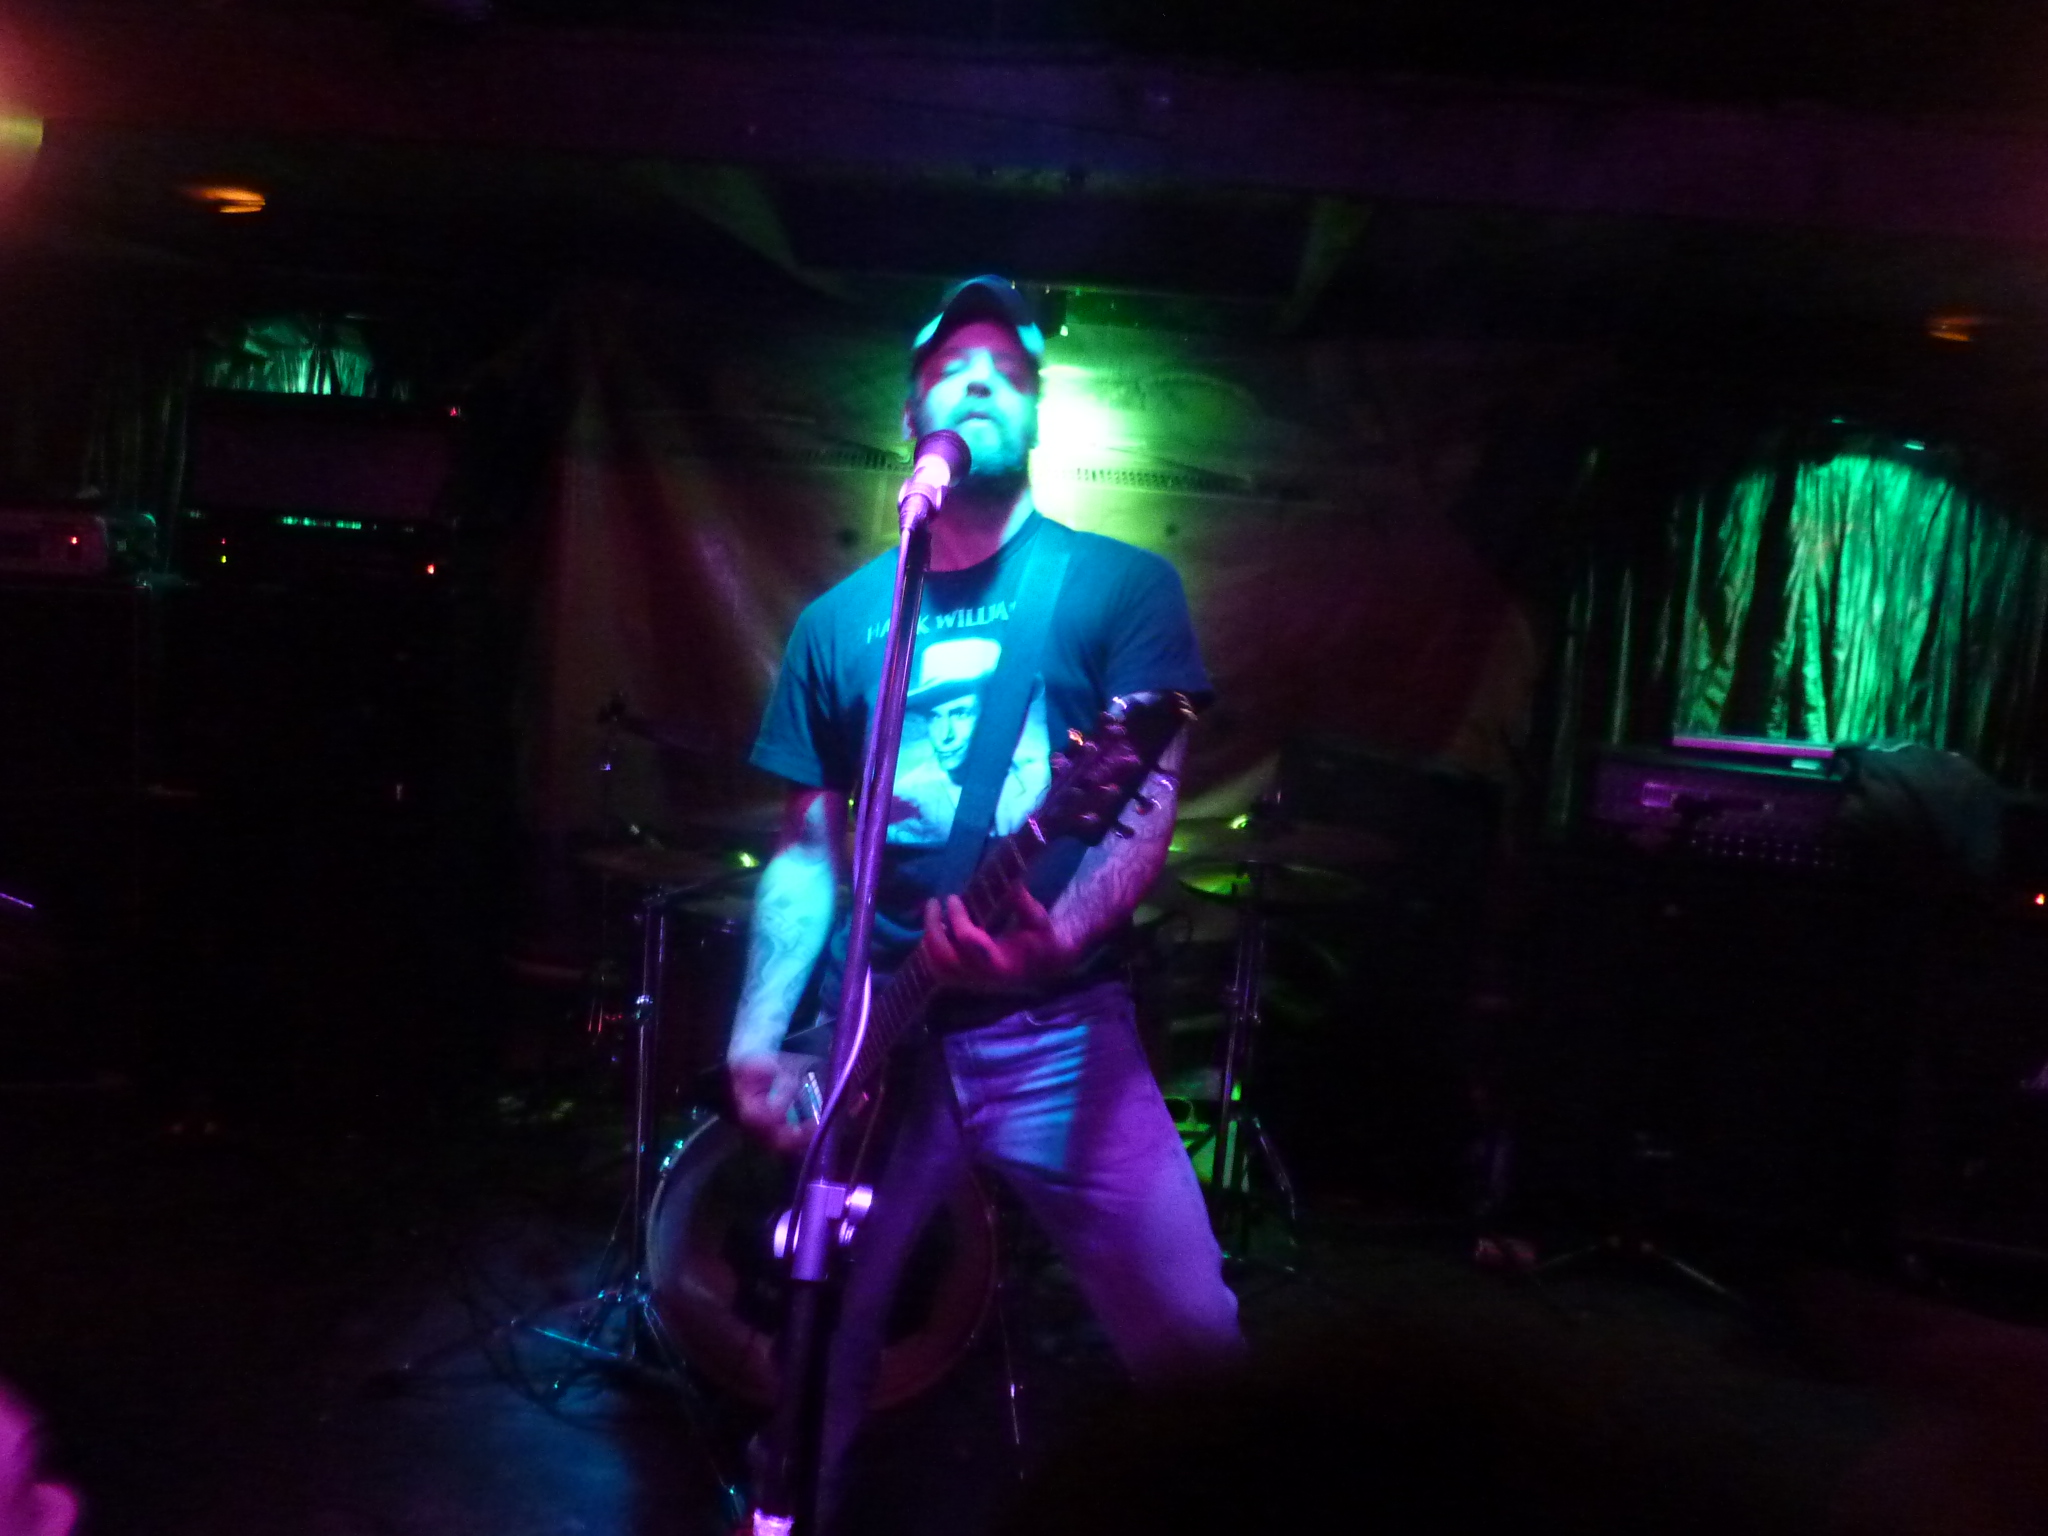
[381,696,760,1421]
[590,684,760,886]
[382,884,725,1405]
[1173,797,1401,1254]
[1169,815,1398,873]
[672,892,755,929]
[644,1114,998,1411]
[598,690,723,760]
[385,909,1003,1536]
[578,845,757,1090]
[656,893,759,1109]
[675,801,787,847]
[1163,1012,1229,1040]
[390,874,991,1447]
[1177,860,1369,910]
[1521,1126,1748,1313]
[577,842,738,890]
[559,692,990,1409]
[1527,1227,1746,1311]
[1156,1063,1250,1193]
[1181,862,1313,1257]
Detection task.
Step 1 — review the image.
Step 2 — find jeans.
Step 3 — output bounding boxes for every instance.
[818,979,1244,1519]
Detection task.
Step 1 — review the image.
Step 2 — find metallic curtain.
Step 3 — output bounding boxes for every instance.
[200,316,381,397]
[1553,439,2048,815]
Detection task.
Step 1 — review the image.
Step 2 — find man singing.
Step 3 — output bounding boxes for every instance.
[727,276,1242,1522]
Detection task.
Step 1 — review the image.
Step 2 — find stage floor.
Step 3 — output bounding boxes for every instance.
[0,1079,2033,1536]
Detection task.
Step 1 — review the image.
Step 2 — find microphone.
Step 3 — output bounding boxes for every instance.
[897,430,971,531]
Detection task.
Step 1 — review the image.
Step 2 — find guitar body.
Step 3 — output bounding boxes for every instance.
[646,1114,995,1409]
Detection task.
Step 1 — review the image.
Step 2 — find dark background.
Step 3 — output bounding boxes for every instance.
[3,0,2047,1268]
[7,8,2048,1535]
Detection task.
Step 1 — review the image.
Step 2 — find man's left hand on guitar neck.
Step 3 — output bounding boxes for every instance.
[920,887,1081,994]
[920,732,1186,996]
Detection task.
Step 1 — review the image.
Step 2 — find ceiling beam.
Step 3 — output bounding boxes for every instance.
[15,9,2048,247]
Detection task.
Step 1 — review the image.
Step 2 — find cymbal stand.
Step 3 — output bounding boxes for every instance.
[514,884,681,1372]
[1210,860,1303,1261]
[595,691,630,840]
[383,886,696,1391]
[1524,1131,1746,1315]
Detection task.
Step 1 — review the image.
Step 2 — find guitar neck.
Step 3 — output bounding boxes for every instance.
[829,690,1189,1104]
[843,819,1050,1097]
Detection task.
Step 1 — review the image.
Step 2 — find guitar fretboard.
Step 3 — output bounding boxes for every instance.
[824,692,1186,1111]
[841,819,1050,1102]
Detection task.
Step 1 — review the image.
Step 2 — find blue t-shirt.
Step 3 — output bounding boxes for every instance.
[750,512,1210,1023]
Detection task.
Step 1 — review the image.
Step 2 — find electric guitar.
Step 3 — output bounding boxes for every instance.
[815,689,1195,1131]
[743,691,1195,1536]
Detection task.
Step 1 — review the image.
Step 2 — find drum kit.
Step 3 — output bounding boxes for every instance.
[473,701,1395,1408]
[566,811,1004,1411]
[1160,804,1394,1256]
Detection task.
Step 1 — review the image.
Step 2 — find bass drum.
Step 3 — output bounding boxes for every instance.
[646,1114,996,1409]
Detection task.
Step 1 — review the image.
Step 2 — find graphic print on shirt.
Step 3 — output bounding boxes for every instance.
[887,634,1050,848]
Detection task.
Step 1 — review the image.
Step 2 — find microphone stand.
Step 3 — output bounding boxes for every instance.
[750,489,939,1536]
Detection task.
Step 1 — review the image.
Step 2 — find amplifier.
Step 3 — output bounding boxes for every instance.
[188,391,456,525]
[1899,906,2048,1265]
[0,509,156,578]
[175,507,450,586]
[1586,744,1851,871]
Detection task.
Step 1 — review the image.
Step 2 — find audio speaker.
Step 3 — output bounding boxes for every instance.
[0,578,150,1082]
[1524,849,1918,1243]
[1898,904,2048,1262]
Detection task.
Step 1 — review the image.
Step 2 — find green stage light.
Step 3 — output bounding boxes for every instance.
[0,112,39,203]
[1030,359,1141,526]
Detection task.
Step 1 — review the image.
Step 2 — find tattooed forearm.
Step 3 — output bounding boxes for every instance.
[1047,729,1186,956]
[729,796,841,1061]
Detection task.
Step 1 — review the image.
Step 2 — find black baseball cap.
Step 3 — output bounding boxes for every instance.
[908,275,1047,381]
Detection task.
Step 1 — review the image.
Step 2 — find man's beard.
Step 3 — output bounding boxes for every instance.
[956,464,1029,498]
[941,416,1032,483]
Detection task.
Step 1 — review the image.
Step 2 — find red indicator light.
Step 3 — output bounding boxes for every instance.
[2035,894,2044,907]
[425,563,436,575]
[68,535,79,546]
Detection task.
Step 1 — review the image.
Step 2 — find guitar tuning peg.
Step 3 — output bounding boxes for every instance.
[1068,728,1087,749]
[1132,793,1157,814]
[1111,820,1136,839]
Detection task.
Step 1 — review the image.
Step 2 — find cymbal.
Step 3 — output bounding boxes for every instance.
[616,712,717,757]
[1178,860,1369,909]
[674,802,786,842]
[1130,896,1240,945]
[1168,817,1397,870]
[578,844,734,889]
[1156,1063,1224,1103]
[671,892,755,929]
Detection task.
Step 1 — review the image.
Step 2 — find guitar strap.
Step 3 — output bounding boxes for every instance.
[928,518,1074,901]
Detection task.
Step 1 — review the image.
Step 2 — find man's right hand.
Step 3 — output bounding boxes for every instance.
[725,786,843,1155]
[727,1051,816,1156]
